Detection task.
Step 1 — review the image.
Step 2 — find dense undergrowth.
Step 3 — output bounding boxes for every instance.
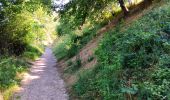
[53,24,104,60]
[0,46,43,100]
[53,0,141,60]
[0,57,28,90]
[0,0,54,99]
[0,44,44,90]
[73,1,170,99]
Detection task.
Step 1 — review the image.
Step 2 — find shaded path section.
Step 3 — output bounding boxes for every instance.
[13,48,68,100]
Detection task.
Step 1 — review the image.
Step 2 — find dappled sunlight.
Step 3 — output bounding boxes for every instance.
[31,69,44,73]
[21,73,40,85]
[20,58,47,86]
[13,48,68,100]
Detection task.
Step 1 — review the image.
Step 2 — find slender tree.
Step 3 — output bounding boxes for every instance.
[118,0,129,15]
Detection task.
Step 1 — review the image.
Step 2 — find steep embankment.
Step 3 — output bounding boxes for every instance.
[58,0,155,87]
[72,0,170,99]
[58,0,170,99]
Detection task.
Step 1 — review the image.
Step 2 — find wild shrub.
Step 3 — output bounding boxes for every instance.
[144,68,170,99]
[0,0,53,95]
[53,24,102,60]
[53,34,76,60]
[0,57,28,90]
[0,0,51,56]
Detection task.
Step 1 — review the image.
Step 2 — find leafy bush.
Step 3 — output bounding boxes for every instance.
[144,68,170,99]
[53,34,76,60]
[0,57,28,90]
[22,45,43,60]
[0,0,51,56]
[0,1,53,98]
[73,64,124,99]
[53,24,103,60]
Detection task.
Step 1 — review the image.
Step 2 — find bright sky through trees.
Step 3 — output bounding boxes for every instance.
[54,0,70,5]
[53,0,70,11]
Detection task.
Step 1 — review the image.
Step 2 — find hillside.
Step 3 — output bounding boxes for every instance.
[54,0,170,99]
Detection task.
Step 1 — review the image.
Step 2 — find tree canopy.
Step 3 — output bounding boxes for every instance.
[0,0,52,55]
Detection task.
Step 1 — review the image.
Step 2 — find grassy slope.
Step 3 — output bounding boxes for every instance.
[53,23,105,61]
[53,0,148,62]
[73,0,170,100]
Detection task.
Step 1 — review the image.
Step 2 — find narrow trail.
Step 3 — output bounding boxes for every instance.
[13,48,68,100]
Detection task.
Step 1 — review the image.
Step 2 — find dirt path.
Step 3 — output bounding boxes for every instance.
[13,48,68,100]
[0,92,3,100]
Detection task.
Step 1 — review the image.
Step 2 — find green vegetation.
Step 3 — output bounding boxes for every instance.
[65,59,82,74]
[22,45,44,60]
[0,57,27,90]
[0,0,54,98]
[53,0,143,60]
[88,56,95,62]
[0,0,51,55]
[73,1,170,99]
[53,24,102,60]
[1,0,168,100]
[0,56,30,100]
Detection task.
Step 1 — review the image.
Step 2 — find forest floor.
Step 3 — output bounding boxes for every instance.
[12,48,68,100]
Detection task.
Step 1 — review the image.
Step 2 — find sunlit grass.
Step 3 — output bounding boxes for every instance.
[3,85,19,100]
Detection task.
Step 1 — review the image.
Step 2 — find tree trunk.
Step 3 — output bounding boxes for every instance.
[118,0,129,15]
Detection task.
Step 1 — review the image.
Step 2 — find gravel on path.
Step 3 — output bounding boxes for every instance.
[13,48,68,100]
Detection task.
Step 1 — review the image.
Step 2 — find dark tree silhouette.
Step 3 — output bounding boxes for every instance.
[118,0,129,15]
